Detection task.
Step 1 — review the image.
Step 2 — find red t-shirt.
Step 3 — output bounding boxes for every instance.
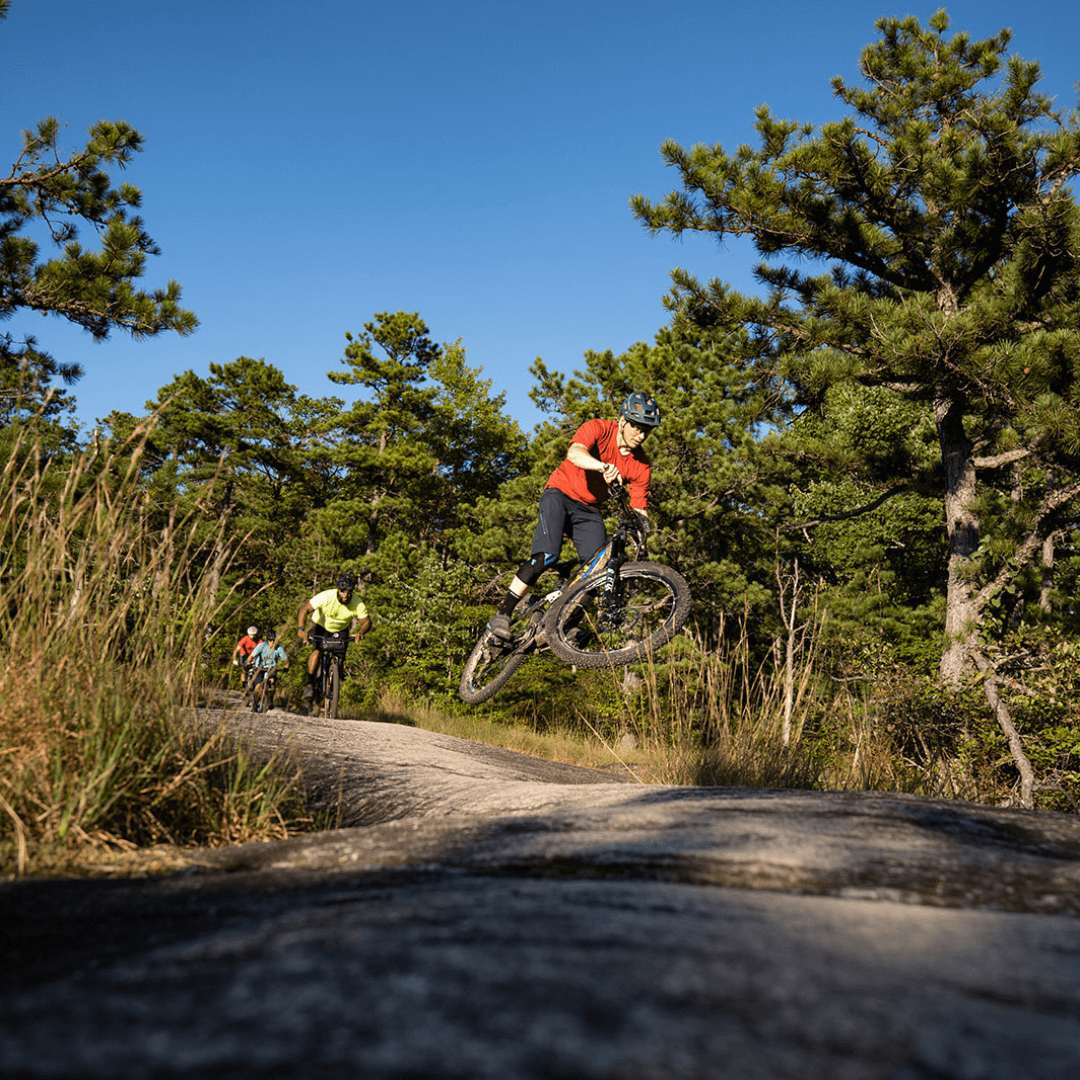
[546,418,650,511]
[237,635,259,659]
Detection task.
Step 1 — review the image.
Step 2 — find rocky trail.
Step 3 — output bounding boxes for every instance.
[3,704,1079,1078]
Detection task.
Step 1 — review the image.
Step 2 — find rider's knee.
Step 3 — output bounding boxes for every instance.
[516,552,557,588]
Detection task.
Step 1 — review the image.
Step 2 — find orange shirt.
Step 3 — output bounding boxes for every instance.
[236,634,259,658]
[546,419,650,511]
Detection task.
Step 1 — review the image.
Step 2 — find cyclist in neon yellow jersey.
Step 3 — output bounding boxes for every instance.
[296,573,372,706]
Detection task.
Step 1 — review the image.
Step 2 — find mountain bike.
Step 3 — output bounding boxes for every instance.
[250,665,279,714]
[459,482,691,704]
[310,633,348,718]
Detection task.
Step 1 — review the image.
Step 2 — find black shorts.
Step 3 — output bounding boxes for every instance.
[531,488,606,562]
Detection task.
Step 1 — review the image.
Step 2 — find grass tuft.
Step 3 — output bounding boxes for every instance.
[0,416,313,877]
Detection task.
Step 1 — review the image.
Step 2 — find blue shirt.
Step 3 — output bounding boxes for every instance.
[250,641,288,669]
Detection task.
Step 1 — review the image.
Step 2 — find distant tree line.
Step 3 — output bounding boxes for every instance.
[4,7,1079,808]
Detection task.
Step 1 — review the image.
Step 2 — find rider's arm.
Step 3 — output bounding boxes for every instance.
[566,442,619,484]
[352,615,372,643]
[296,599,315,639]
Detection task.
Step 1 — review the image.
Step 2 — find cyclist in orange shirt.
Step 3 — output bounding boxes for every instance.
[487,391,660,641]
[231,625,261,688]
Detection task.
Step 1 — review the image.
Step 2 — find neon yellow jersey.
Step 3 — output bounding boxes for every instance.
[308,589,369,633]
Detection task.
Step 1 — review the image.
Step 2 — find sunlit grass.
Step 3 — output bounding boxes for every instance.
[366,614,1000,804]
[0,415,316,878]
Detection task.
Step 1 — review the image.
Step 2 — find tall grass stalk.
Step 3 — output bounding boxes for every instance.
[0,417,312,876]
[619,617,827,788]
[584,615,994,799]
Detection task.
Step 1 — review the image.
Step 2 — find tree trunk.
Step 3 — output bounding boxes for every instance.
[775,555,800,748]
[972,653,1036,809]
[1040,528,1064,615]
[935,397,981,686]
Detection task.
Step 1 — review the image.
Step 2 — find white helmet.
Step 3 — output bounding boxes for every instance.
[247,626,258,636]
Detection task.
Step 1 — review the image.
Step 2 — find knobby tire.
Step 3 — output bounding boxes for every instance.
[544,560,691,668]
[459,601,542,704]
[326,658,341,719]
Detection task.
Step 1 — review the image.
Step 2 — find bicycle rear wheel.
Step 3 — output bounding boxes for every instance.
[459,602,541,704]
[544,560,690,669]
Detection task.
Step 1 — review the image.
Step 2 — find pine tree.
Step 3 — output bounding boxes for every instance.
[632,11,1080,697]
[1,104,196,428]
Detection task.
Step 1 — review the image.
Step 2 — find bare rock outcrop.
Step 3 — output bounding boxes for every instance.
[3,711,1079,1078]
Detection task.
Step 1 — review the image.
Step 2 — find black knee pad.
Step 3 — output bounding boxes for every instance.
[517,552,555,587]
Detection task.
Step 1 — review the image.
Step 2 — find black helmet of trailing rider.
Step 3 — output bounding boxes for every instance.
[620,391,661,429]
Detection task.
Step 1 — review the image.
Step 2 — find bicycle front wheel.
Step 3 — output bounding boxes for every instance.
[544,560,690,668]
[324,660,341,719]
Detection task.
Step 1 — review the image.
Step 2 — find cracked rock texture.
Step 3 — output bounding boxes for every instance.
[3,710,1080,1079]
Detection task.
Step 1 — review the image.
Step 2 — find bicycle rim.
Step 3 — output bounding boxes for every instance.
[458,603,540,704]
[327,660,341,719]
[544,561,691,668]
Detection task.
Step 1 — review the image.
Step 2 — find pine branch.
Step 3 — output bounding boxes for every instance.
[784,483,910,532]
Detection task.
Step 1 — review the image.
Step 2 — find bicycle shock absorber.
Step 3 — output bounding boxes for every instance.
[602,565,616,600]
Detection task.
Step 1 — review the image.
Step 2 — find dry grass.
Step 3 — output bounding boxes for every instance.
[372,615,989,802]
[362,688,634,773]
[0,417,314,878]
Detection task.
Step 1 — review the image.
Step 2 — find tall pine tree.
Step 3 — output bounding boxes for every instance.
[632,10,1080,804]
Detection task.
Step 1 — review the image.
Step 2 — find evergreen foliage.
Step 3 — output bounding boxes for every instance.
[4,2,1079,822]
[1,107,196,440]
[631,10,1080,684]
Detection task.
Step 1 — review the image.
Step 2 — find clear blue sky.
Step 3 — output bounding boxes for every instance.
[3,0,1079,435]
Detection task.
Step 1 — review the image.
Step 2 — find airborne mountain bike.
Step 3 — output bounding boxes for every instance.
[459,482,691,704]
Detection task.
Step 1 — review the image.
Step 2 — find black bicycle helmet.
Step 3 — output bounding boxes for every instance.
[337,572,357,592]
[620,391,661,429]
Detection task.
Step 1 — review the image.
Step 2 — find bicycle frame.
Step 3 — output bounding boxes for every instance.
[315,643,346,718]
[459,480,683,704]
[251,664,278,712]
[502,483,646,653]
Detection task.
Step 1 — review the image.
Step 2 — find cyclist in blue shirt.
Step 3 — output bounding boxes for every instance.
[248,630,289,697]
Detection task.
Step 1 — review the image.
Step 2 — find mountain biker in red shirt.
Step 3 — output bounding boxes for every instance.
[487,391,660,641]
[231,625,261,686]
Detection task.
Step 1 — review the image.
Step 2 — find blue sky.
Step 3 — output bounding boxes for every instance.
[3,0,1079,435]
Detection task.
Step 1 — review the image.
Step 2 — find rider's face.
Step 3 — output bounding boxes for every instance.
[619,417,650,450]
[337,589,353,604]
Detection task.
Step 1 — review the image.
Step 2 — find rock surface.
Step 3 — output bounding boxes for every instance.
[3,709,1080,1078]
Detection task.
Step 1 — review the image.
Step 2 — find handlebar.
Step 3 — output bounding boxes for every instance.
[606,479,650,543]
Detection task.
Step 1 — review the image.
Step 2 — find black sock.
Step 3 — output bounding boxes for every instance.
[498,591,521,617]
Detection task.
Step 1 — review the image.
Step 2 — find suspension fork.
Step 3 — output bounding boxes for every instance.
[602,534,629,607]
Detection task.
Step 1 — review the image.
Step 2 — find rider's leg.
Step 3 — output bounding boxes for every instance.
[488,490,570,640]
[489,553,558,639]
[303,648,321,699]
